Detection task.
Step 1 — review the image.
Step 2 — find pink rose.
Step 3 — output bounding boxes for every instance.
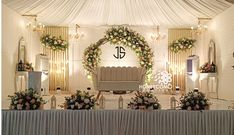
[17,104,22,110]
[18,99,23,104]
[195,104,200,109]
[26,96,31,100]
[26,106,30,110]
[30,99,36,104]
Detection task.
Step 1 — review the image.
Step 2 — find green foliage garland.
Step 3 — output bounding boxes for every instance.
[40,34,68,51]
[169,37,196,53]
[83,26,153,81]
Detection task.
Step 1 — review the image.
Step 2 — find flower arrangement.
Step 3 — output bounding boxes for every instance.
[180,89,209,110]
[8,88,45,110]
[40,34,68,51]
[200,62,216,73]
[169,38,196,53]
[83,26,153,81]
[24,62,34,71]
[128,91,161,110]
[63,90,97,110]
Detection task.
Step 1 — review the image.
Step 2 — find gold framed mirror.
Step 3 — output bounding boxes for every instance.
[18,37,26,63]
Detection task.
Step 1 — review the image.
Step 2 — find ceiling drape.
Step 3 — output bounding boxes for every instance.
[3,0,232,27]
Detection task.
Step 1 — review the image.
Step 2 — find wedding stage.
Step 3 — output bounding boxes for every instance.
[2,110,234,135]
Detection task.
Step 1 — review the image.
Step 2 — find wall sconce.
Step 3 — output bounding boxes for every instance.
[191,18,211,35]
[22,14,45,32]
[151,26,166,41]
[69,24,84,40]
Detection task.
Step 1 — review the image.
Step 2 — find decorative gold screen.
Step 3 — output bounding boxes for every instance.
[168,29,193,93]
[43,26,69,91]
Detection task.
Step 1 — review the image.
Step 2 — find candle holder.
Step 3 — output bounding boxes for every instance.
[118,95,123,109]
[51,95,56,109]
[170,96,177,109]
[175,86,180,95]
[99,95,105,109]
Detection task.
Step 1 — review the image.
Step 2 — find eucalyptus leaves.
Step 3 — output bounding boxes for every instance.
[83,26,153,81]
[40,34,68,51]
[169,38,196,53]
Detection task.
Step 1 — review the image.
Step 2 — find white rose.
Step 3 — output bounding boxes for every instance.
[147,106,154,110]
[137,98,143,104]
[148,98,155,103]
[78,104,83,109]
[186,102,190,106]
[143,97,149,101]
[85,105,90,109]
[187,106,192,110]
[33,104,37,109]
[84,99,90,104]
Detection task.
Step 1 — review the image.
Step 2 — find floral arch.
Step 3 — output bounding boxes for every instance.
[83,26,154,82]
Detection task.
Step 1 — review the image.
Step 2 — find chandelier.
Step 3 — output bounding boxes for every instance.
[191,18,211,35]
[151,26,166,41]
[23,15,45,32]
[69,24,84,39]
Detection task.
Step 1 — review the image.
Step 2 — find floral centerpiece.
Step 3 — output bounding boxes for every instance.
[180,89,209,110]
[8,88,45,110]
[63,90,97,110]
[200,62,216,73]
[169,37,196,53]
[40,34,68,51]
[128,91,161,110]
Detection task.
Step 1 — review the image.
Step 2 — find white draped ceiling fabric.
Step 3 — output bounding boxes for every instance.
[3,0,233,27]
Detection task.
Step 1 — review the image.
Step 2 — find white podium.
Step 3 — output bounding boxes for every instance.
[199,73,218,98]
[15,71,42,94]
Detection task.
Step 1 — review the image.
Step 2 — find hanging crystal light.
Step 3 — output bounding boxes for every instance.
[69,24,84,39]
[151,26,166,41]
[191,18,211,35]
[23,15,45,32]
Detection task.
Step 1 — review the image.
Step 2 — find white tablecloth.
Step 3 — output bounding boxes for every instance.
[2,110,234,135]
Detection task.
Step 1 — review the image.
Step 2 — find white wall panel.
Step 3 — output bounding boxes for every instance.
[210,6,234,100]
[2,4,41,99]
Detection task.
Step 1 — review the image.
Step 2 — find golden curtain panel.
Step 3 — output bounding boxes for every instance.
[43,26,69,92]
